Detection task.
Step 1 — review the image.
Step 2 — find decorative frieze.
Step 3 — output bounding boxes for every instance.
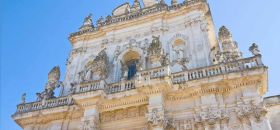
[100,105,147,123]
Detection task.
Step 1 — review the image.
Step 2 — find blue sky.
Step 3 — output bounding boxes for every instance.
[1,0,279,129]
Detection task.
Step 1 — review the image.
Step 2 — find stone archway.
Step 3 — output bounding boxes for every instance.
[115,47,144,81]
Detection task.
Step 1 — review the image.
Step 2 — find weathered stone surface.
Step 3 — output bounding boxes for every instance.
[12,1,279,130]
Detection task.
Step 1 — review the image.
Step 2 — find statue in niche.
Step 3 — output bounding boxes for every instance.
[249,43,261,56]
[36,66,63,101]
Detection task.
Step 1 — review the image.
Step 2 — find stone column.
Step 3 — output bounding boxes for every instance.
[81,105,100,130]
[147,93,167,130]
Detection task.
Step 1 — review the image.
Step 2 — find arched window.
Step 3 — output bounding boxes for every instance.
[121,50,141,80]
[127,60,138,80]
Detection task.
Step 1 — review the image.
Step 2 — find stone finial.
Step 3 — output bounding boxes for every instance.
[21,93,26,104]
[159,0,166,5]
[97,16,104,27]
[142,0,157,7]
[249,43,261,56]
[80,13,94,30]
[133,0,141,10]
[218,26,232,41]
[171,0,178,5]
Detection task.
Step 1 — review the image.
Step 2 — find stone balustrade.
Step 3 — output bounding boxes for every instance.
[138,66,171,80]
[14,55,264,114]
[77,80,106,93]
[15,96,73,114]
[172,55,264,84]
[106,80,135,94]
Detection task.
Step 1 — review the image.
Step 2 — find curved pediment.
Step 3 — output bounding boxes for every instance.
[112,3,130,16]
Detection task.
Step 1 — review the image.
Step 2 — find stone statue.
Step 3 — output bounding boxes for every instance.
[21,93,26,104]
[97,16,104,27]
[161,53,170,66]
[45,66,61,90]
[174,46,184,60]
[178,58,189,70]
[105,15,112,23]
[171,0,178,5]
[149,109,160,125]
[80,49,109,81]
[84,13,93,26]
[148,36,162,55]
[35,66,63,101]
[120,60,128,79]
[249,43,261,56]
[36,92,43,101]
[80,13,93,30]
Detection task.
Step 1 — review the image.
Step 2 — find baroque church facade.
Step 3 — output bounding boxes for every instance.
[12,0,280,130]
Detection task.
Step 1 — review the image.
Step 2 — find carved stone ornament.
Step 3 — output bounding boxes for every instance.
[36,66,63,101]
[195,108,229,125]
[218,26,231,41]
[147,108,169,128]
[147,36,166,67]
[82,117,100,130]
[249,43,261,56]
[236,102,268,122]
[80,13,94,31]
[97,16,104,27]
[131,0,141,12]
[79,49,109,82]
[148,36,162,55]
[21,93,26,104]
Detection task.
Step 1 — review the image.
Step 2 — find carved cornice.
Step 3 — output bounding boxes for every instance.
[69,0,208,44]
[167,78,263,101]
[99,96,148,112]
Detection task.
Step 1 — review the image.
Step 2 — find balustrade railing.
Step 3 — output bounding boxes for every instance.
[137,66,171,81]
[106,80,135,94]
[14,56,264,114]
[77,80,105,93]
[172,55,264,84]
[15,96,73,114]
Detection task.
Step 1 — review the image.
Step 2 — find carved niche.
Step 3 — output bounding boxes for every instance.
[79,49,109,82]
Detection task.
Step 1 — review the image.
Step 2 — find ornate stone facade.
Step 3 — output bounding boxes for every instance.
[12,0,279,130]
